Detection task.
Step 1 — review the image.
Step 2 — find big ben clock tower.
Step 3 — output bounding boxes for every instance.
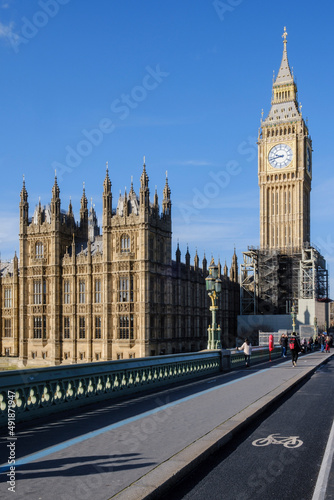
[258,27,312,250]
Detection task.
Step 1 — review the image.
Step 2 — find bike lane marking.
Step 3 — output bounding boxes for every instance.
[311,415,334,500]
[252,433,303,448]
[0,368,271,474]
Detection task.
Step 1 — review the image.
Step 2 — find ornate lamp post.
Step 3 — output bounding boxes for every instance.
[205,259,222,349]
[314,316,318,342]
[290,302,296,333]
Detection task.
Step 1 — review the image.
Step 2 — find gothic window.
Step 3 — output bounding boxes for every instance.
[4,288,12,308]
[4,319,12,337]
[64,317,70,339]
[64,281,71,304]
[33,281,42,305]
[95,316,102,339]
[95,279,101,303]
[79,317,86,339]
[119,315,134,339]
[79,281,85,304]
[35,242,44,259]
[121,234,130,253]
[33,316,46,339]
[119,277,129,302]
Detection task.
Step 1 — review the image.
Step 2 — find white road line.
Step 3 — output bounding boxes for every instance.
[312,416,334,500]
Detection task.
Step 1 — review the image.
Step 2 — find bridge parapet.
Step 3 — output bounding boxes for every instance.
[0,347,281,428]
[0,351,222,428]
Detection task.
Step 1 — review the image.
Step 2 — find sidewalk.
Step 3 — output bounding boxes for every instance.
[113,351,333,500]
[0,351,332,500]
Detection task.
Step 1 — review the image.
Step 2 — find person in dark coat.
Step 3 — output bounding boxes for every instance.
[289,332,301,367]
[280,334,288,357]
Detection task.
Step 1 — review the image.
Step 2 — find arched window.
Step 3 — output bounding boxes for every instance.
[121,234,130,253]
[35,242,44,259]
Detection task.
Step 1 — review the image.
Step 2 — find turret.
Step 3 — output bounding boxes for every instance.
[139,157,150,211]
[67,197,75,229]
[202,253,207,275]
[80,182,88,237]
[185,246,190,267]
[19,176,29,229]
[123,188,128,217]
[194,250,199,271]
[176,242,181,264]
[51,172,61,222]
[103,162,112,226]
[88,198,100,242]
[230,248,238,283]
[162,171,171,217]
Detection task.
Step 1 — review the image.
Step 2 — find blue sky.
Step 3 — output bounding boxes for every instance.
[0,0,334,291]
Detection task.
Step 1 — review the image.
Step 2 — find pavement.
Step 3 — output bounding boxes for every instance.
[1,350,333,500]
[112,350,334,500]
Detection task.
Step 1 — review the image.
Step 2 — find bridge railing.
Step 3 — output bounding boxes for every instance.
[0,347,280,428]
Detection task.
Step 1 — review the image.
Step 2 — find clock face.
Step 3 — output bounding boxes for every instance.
[307,147,312,173]
[268,144,293,168]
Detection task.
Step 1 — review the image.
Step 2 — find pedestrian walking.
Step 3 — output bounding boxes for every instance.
[280,334,288,357]
[289,332,301,367]
[320,333,326,353]
[237,338,252,367]
[325,335,331,353]
[308,336,314,352]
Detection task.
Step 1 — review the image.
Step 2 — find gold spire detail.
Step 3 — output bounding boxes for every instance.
[282,26,288,44]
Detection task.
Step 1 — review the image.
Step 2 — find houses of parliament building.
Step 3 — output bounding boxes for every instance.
[0,162,239,366]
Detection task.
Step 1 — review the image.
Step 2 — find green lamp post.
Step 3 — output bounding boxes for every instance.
[314,316,318,342]
[290,302,296,333]
[205,259,222,350]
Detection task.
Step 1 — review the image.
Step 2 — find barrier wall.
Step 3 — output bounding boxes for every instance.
[0,347,281,428]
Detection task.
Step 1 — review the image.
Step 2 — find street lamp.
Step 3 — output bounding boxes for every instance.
[290,301,296,333]
[314,316,318,342]
[205,258,222,349]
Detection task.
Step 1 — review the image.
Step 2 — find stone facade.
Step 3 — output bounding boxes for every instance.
[0,162,239,365]
[258,27,312,251]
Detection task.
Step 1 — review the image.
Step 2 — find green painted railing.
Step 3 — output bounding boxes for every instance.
[0,346,280,428]
[0,351,222,427]
[230,346,282,367]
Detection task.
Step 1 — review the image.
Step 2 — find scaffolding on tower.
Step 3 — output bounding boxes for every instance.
[240,244,329,315]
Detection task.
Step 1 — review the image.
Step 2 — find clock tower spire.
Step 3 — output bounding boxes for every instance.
[258,27,312,250]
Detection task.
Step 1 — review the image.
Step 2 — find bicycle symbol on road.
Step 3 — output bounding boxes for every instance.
[252,433,303,448]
